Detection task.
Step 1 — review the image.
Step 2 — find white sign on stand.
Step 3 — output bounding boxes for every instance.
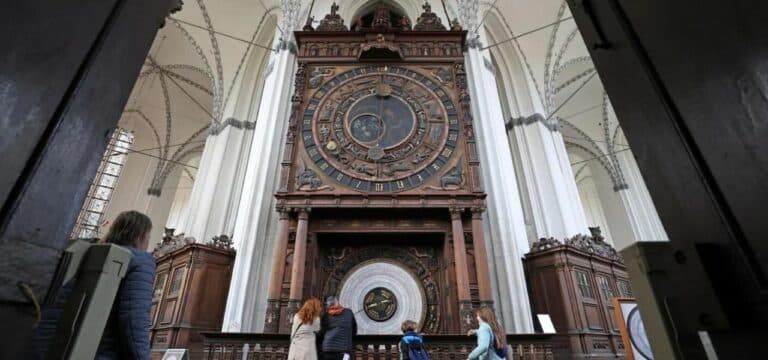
[162,349,188,360]
[537,314,556,334]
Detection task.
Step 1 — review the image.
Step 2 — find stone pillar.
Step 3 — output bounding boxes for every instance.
[615,149,669,249]
[264,207,292,333]
[463,45,534,332]
[181,125,253,243]
[450,207,472,333]
[507,117,590,239]
[470,207,493,305]
[179,33,275,244]
[287,209,310,322]
[221,46,298,332]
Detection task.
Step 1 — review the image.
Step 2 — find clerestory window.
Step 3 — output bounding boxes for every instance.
[70,128,134,239]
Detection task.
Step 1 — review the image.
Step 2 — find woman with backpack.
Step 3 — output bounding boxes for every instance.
[467,306,507,360]
[32,210,156,360]
[399,320,431,360]
[288,298,323,360]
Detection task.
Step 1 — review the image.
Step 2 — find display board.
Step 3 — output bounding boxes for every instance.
[614,298,653,360]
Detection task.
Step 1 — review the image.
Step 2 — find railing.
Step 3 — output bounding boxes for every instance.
[201,333,555,360]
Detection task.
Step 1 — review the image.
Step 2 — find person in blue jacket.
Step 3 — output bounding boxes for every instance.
[467,306,506,360]
[33,210,156,360]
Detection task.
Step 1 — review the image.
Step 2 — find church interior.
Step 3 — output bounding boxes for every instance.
[2,0,767,359]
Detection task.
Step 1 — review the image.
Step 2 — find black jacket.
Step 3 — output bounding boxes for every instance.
[319,307,357,353]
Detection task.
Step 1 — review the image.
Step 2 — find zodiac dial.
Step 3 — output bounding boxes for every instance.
[302,65,459,192]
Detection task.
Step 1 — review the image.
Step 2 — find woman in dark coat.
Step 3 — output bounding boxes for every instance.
[34,210,156,359]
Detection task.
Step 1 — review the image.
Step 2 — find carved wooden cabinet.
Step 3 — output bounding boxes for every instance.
[524,235,633,359]
[150,242,235,359]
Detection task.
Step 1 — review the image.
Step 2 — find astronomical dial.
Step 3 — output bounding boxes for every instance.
[302,65,459,192]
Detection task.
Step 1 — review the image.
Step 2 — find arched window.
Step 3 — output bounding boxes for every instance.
[70,128,134,239]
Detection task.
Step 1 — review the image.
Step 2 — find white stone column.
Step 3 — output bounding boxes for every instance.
[465,44,534,333]
[508,119,590,239]
[180,125,253,242]
[615,148,669,249]
[178,46,276,242]
[222,47,296,332]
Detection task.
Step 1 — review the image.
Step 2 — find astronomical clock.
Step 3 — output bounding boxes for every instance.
[265,2,492,336]
[299,64,462,193]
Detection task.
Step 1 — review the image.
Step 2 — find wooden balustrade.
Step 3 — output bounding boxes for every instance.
[201,333,555,360]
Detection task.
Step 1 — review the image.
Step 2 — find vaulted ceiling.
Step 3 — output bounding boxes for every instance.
[120,0,630,193]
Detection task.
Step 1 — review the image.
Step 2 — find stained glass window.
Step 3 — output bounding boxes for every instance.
[70,128,134,239]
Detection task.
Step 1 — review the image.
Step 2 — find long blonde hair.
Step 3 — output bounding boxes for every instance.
[476,306,506,348]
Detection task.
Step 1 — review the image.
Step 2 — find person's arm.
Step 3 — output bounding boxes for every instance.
[351,311,357,336]
[467,326,491,360]
[116,251,155,360]
[399,339,407,360]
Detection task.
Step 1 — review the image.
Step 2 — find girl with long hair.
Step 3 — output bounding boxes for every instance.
[467,306,507,360]
[288,297,323,360]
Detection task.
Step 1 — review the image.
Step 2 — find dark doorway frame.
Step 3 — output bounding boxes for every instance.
[0,0,175,355]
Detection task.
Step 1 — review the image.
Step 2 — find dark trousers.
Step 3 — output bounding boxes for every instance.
[321,352,348,360]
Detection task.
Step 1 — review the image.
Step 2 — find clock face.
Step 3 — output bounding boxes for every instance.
[364,287,398,322]
[302,65,459,192]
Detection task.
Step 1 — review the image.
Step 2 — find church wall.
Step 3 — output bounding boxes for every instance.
[145,167,184,251]
[575,173,615,243]
[165,180,192,232]
[102,120,158,236]
[585,158,636,248]
[165,155,200,234]
[179,15,277,244]
[99,117,188,250]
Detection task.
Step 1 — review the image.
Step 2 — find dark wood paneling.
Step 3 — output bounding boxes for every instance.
[150,244,235,359]
[525,245,628,359]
